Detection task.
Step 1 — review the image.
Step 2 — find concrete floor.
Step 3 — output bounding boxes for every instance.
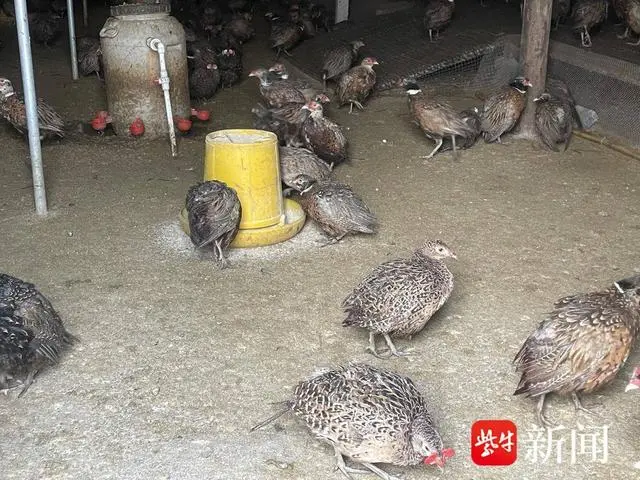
[1,8,640,480]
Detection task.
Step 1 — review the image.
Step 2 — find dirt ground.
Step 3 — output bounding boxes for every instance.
[1,6,640,480]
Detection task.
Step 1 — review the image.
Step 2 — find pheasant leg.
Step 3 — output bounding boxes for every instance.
[571,393,600,417]
[320,233,347,248]
[536,394,555,428]
[353,101,365,110]
[17,369,38,398]
[626,36,640,46]
[451,135,459,159]
[617,27,629,39]
[582,29,592,48]
[215,241,230,269]
[333,448,369,479]
[360,462,403,480]
[366,333,410,359]
[421,137,443,159]
[365,332,395,359]
[366,332,385,358]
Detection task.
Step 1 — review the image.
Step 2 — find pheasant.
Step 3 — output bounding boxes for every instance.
[343,239,457,357]
[251,363,455,479]
[0,273,75,395]
[185,181,241,269]
[481,76,532,143]
[288,175,376,244]
[0,77,64,140]
[335,57,379,114]
[514,275,640,427]
[321,40,365,90]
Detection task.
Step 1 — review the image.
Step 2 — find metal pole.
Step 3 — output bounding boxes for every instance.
[335,0,349,24]
[518,0,553,138]
[13,0,47,215]
[67,0,79,80]
[83,0,88,28]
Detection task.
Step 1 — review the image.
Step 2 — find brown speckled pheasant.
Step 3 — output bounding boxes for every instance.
[249,68,306,108]
[268,63,317,101]
[534,92,573,151]
[481,76,532,143]
[616,0,640,45]
[423,0,455,41]
[546,77,582,128]
[186,181,241,269]
[189,47,220,99]
[438,107,481,153]
[301,100,348,166]
[336,57,379,114]
[571,0,608,47]
[343,240,457,358]
[279,146,332,190]
[251,90,328,148]
[252,102,307,146]
[270,15,304,59]
[0,273,75,395]
[321,40,365,90]
[0,77,64,140]
[77,37,103,78]
[251,363,455,479]
[405,83,477,159]
[514,276,640,427]
[289,175,376,244]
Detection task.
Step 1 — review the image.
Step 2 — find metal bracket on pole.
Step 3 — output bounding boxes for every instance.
[13,0,47,215]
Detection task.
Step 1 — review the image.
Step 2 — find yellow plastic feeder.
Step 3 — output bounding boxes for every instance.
[180,129,305,248]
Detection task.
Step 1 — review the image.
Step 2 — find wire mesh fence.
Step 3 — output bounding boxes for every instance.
[407,35,640,148]
[287,3,640,148]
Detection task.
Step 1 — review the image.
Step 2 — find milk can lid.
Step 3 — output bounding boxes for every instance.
[110,0,171,17]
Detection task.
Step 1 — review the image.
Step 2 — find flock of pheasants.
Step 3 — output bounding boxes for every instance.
[1,0,640,478]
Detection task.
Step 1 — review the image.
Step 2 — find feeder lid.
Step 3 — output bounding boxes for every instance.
[110,0,170,17]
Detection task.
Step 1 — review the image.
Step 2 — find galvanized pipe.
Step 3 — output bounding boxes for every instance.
[67,0,79,80]
[147,37,178,157]
[335,0,349,23]
[82,0,88,27]
[13,0,47,215]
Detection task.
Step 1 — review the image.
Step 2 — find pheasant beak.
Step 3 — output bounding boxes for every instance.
[373,60,379,65]
[626,381,640,392]
[625,367,640,392]
[424,453,445,469]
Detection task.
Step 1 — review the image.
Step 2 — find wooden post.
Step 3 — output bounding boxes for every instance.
[517,0,553,138]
